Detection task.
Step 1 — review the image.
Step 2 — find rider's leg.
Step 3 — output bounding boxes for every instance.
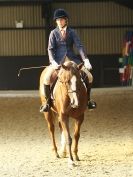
[40,66,54,113]
[85,80,97,109]
[40,84,51,112]
[81,66,96,109]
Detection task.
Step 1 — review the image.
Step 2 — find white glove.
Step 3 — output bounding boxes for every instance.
[51,60,60,69]
[84,58,92,70]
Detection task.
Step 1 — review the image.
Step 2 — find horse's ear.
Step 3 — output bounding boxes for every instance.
[61,64,69,70]
[77,62,84,70]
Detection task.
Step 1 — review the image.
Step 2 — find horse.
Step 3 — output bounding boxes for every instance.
[39,61,88,166]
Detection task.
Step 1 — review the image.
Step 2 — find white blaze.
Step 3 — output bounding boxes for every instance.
[70,75,78,107]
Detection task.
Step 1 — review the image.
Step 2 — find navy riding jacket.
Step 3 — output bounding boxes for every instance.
[48,27,87,64]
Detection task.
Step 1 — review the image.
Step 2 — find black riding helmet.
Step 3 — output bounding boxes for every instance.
[53,9,69,20]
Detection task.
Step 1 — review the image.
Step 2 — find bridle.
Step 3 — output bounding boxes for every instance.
[58,77,78,94]
[68,89,77,93]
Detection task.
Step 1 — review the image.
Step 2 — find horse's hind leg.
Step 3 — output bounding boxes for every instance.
[44,111,59,158]
[73,114,84,161]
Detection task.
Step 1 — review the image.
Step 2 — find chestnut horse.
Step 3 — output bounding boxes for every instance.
[39,61,87,166]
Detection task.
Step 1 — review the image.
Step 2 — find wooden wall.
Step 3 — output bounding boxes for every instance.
[0,1,132,89]
[0,2,133,56]
[0,3,46,56]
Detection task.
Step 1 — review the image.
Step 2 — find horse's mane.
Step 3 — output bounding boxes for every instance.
[63,61,77,68]
[58,61,81,83]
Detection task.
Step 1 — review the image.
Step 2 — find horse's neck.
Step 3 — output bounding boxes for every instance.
[53,80,69,112]
[54,80,68,98]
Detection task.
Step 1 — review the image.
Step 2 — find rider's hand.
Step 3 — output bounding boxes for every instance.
[84,58,92,70]
[51,60,60,69]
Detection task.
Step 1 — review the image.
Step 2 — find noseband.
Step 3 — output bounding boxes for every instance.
[68,89,77,93]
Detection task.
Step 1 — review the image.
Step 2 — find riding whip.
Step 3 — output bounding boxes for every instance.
[18,65,47,77]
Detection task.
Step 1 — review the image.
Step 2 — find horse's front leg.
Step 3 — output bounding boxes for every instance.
[59,122,67,158]
[44,111,59,158]
[60,114,74,166]
[73,114,84,161]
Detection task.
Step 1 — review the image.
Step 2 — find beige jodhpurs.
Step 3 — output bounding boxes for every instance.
[43,57,93,85]
[43,65,55,85]
[43,65,93,85]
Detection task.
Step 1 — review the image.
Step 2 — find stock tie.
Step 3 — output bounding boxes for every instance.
[61,29,66,39]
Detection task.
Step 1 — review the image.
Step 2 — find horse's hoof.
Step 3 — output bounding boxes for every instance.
[68,158,76,168]
[56,153,60,158]
[74,156,80,161]
[68,162,76,168]
[56,155,60,158]
[60,151,67,158]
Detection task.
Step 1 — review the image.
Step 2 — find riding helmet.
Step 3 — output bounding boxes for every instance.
[53,9,69,20]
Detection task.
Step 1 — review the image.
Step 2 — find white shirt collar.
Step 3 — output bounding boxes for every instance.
[59,26,67,32]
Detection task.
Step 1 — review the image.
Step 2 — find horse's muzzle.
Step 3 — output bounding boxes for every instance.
[69,93,79,108]
[70,100,79,108]
[71,104,79,108]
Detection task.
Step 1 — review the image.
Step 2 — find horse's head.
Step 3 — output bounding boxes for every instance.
[58,61,83,108]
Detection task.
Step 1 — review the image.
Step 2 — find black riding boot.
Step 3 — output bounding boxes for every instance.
[40,85,51,113]
[86,82,97,110]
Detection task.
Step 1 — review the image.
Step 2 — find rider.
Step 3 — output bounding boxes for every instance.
[40,8,96,112]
